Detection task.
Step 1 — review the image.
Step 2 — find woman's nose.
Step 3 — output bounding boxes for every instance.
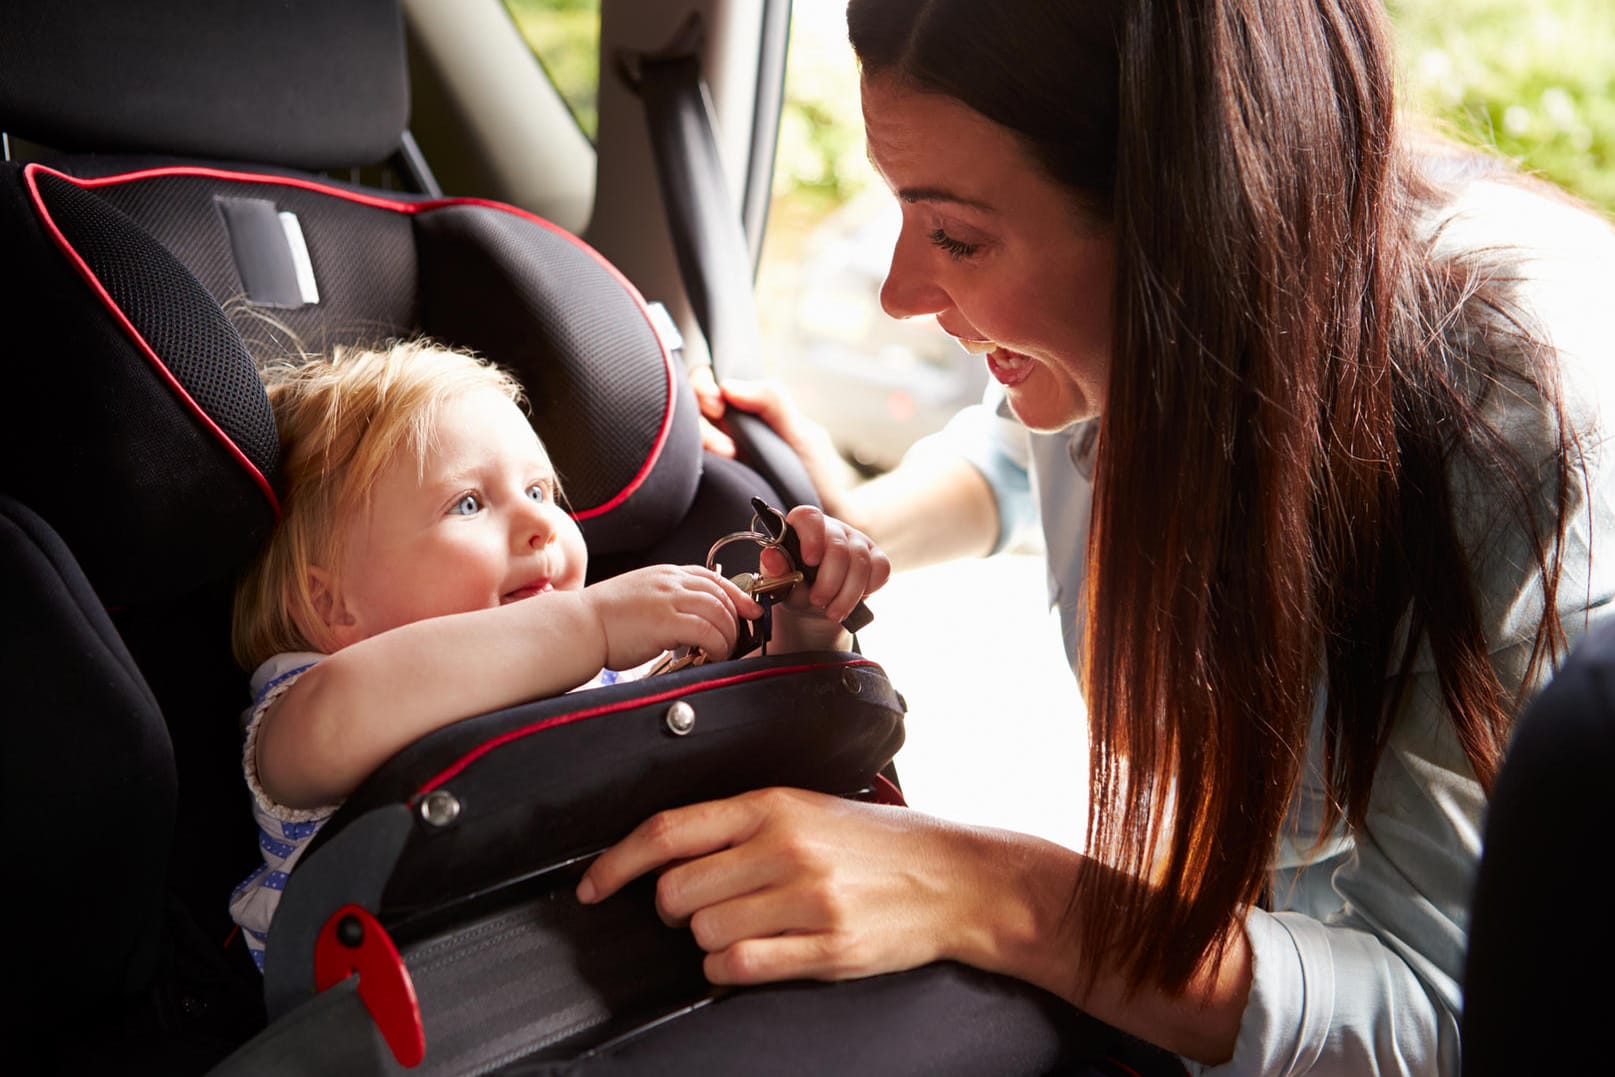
[879,230,949,321]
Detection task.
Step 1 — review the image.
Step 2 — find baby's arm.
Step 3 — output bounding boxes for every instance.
[763,506,891,652]
[255,565,757,809]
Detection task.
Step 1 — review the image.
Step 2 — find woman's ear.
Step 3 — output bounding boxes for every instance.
[297,565,363,652]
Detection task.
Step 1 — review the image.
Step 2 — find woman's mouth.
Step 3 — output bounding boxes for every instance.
[985,348,1035,387]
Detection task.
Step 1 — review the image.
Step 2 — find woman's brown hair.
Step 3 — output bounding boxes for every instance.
[849,0,1577,993]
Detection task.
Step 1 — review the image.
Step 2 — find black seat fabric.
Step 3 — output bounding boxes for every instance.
[0,1,754,1069]
[1461,620,1615,1077]
[0,494,174,1041]
[0,165,280,609]
[0,5,1173,1076]
[0,0,408,170]
[21,162,709,560]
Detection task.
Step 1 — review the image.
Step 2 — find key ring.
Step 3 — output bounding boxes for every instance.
[705,497,799,574]
[749,500,790,545]
[707,529,781,578]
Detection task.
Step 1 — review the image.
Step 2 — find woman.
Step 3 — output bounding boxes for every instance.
[580,1,1615,1071]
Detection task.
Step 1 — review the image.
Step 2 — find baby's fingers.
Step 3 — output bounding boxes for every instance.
[687,564,761,620]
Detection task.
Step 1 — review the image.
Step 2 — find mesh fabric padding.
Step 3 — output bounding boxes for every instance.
[36,174,279,475]
[88,171,421,363]
[0,165,277,606]
[55,166,706,561]
[417,204,702,554]
[587,450,784,583]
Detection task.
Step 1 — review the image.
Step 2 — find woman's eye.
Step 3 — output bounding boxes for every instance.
[450,493,482,516]
[929,227,979,261]
[525,483,550,503]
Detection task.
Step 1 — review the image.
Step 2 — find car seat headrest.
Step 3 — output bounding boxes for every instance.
[76,164,703,559]
[0,0,408,171]
[413,203,703,554]
[1,162,704,608]
[0,165,280,608]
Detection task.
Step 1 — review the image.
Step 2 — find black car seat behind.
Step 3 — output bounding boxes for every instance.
[0,3,1182,1075]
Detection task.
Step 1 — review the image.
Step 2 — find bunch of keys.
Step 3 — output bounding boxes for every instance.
[650,497,874,675]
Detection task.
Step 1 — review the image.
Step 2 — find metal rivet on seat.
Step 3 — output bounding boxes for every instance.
[842,670,863,695]
[665,700,696,735]
[419,789,461,828]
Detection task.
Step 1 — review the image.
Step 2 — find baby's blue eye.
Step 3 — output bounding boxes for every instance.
[526,483,550,503]
[451,493,482,516]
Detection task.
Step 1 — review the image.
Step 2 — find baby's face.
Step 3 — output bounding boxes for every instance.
[330,387,587,644]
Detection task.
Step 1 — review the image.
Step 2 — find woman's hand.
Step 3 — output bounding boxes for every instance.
[574,787,1253,1065]
[576,788,1005,984]
[762,505,890,649]
[690,367,862,521]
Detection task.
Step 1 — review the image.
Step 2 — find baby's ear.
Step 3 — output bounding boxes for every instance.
[297,566,362,652]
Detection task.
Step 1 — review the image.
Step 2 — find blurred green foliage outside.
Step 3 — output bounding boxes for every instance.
[504,0,601,139]
[503,0,1613,216]
[1391,0,1614,213]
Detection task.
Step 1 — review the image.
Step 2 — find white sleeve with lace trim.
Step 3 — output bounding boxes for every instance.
[228,651,338,970]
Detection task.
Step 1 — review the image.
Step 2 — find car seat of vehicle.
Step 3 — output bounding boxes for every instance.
[1460,618,1614,1077]
[1,4,1191,1075]
[0,0,792,1069]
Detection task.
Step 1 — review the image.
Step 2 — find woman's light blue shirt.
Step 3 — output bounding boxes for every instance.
[914,179,1615,1075]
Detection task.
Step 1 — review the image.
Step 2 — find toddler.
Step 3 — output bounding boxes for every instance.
[228,340,888,968]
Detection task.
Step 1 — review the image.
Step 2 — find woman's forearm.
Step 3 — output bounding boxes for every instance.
[944,825,1252,1065]
[579,790,1250,1064]
[834,455,999,572]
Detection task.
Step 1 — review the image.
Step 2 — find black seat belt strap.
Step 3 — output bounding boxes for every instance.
[622,26,821,510]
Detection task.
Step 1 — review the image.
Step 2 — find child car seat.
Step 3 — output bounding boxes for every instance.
[0,2,1183,1074]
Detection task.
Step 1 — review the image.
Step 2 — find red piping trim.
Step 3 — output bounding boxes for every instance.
[417,658,879,795]
[1100,1060,1147,1077]
[51,164,678,521]
[25,163,282,516]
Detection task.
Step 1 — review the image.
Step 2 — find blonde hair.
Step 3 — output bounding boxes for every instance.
[232,339,527,669]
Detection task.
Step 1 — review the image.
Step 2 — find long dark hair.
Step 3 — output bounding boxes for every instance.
[849,0,1577,993]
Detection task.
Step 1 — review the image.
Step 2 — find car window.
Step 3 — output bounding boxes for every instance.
[503,0,601,142]
[756,2,988,476]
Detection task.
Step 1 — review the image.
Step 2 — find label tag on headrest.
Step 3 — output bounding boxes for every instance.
[218,197,320,308]
[279,212,320,305]
[645,300,683,356]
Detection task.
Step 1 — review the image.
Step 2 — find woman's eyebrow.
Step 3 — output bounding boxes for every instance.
[863,145,996,212]
[896,185,997,213]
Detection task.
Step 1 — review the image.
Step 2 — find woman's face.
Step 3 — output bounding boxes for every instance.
[861,72,1116,432]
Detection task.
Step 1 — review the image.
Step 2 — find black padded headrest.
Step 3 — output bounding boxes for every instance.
[0,0,408,170]
[0,162,702,606]
[0,164,281,608]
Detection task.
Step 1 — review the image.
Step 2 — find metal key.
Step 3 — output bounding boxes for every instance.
[647,647,706,676]
[730,569,805,601]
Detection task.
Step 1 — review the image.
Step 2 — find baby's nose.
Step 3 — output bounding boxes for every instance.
[519,502,557,548]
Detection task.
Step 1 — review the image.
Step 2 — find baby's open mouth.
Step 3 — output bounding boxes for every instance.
[502,580,553,603]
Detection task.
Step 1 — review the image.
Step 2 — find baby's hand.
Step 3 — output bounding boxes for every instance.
[585,565,760,670]
[762,506,890,650]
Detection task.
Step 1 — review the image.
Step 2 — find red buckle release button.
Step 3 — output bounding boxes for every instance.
[314,903,425,1067]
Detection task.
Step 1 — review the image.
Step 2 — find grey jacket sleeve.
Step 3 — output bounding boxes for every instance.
[1197,181,1615,1076]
